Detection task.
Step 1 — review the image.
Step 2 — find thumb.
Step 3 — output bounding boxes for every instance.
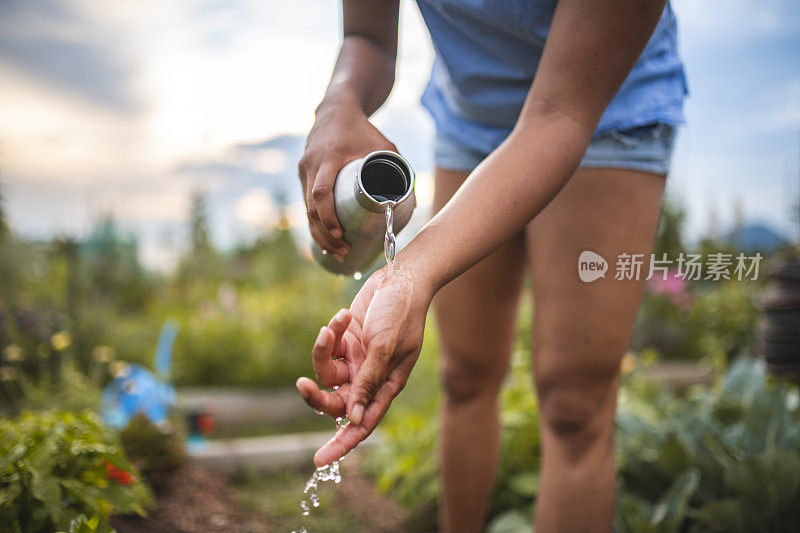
[347,352,390,425]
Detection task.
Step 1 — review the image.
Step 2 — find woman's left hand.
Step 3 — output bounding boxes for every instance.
[295,263,430,466]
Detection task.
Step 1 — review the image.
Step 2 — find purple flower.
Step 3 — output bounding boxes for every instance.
[647,272,692,309]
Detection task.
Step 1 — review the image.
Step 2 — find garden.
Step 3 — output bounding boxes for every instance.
[1,192,799,533]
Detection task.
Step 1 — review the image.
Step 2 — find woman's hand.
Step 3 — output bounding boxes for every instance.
[298,99,397,261]
[295,263,431,466]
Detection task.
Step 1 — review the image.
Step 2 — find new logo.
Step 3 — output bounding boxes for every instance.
[578,250,608,283]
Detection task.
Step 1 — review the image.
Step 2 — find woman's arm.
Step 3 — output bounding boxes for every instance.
[402,0,668,299]
[323,0,399,116]
[299,0,400,258]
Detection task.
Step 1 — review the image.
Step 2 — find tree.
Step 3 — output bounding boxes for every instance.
[175,190,223,290]
[0,175,9,239]
[653,194,686,259]
[189,190,211,255]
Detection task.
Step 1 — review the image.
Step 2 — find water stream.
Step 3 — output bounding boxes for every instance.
[293,204,396,532]
[384,202,396,267]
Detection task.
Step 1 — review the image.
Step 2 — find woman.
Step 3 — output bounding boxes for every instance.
[295,0,686,531]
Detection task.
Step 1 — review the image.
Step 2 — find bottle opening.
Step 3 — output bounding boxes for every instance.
[360,153,411,203]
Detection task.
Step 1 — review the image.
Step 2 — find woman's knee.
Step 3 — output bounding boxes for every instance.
[440,347,509,405]
[534,355,620,439]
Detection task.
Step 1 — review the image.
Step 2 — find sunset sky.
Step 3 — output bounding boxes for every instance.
[1,0,798,270]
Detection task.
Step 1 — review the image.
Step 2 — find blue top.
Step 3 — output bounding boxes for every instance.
[417,0,688,154]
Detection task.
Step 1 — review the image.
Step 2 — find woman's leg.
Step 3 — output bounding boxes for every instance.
[433,167,527,533]
[526,168,666,532]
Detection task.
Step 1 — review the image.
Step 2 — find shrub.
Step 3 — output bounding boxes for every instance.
[0,410,152,533]
[614,358,800,532]
[632,280,760,362]
[119,414,185,491]
[371,356,800,532]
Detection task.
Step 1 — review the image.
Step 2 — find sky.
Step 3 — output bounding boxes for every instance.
[0,0,798,270]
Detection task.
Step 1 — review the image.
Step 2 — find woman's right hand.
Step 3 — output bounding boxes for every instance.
[298,98,397,261]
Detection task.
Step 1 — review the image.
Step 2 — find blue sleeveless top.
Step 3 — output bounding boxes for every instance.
[417,0,688,155]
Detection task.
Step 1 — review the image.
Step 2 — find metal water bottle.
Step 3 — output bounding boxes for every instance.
[312,150,415,275]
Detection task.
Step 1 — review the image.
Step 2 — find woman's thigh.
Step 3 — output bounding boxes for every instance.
[526,168,666,425]
[432,167,526,395]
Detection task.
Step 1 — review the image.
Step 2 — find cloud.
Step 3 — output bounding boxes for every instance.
[235,187,279,229]
[173,133,306,202]
[2,0,799,270]
[0,0,141,111]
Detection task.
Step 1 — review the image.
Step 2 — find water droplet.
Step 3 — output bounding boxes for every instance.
[321,249,328,255]
[293,415,350,527]
[353,271,362,280]
[315,410,324,416]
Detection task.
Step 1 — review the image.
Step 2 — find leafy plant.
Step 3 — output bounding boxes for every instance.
[614,358,800,532]
[0,410,152,533]
[632,280,760,362]
[119,413,185,490]
[371,353,800,532]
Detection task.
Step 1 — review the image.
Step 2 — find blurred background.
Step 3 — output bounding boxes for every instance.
[1,1,799,532]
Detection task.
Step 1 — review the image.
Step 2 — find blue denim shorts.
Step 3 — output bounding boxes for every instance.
[434,123,677,175]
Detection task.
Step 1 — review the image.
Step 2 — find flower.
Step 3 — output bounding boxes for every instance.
[51,331,72,351]
[647,272,692,309]
[104,460,136,486]
[0,366,18,381]
[620,353,636,375]
[3,344,24,362]
[92,345,115,363]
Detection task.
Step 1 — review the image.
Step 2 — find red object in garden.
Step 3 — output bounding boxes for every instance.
[104,460,136,486]
[197,412,214,435]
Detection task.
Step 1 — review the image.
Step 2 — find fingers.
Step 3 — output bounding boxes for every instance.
[312,162,345,241]
[313,380,395,466]
[295,377,347,417]
[308,220,348,261]
[312,309,352,387]
[346,346,393,425]
[328,308,352,356]
[302,160,349,258]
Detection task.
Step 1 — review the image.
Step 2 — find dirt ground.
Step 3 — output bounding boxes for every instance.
[111,458,419,533]
[111,466,268,532]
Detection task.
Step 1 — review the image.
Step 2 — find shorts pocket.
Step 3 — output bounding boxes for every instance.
[608,123,661,149]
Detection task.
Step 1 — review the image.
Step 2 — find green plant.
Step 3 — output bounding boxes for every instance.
[370,354,800,532]
[1,363,105,418]
[0,410,152,533]
[632,280,760,362]
[119,413,185,490]
[614,358,800,532]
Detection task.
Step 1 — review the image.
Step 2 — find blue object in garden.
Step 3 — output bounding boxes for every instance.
[101,320,179,429]
[154,319,179,379]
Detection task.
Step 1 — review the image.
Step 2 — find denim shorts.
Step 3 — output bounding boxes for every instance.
[434,123,677,175]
